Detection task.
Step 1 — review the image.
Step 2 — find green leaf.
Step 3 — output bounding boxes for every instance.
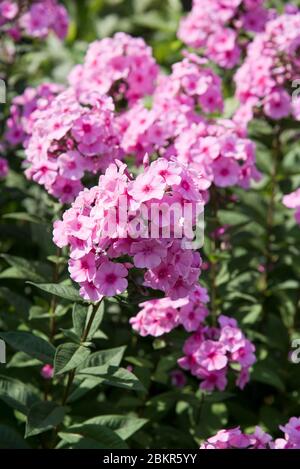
[27,282,83,302]
[47,255,67,265]
[2,212,46,224]
[204,392,235,403]
[54,343,91,375]
[79,366,146,391]
[72,302,104,340]
[252,362,285,392]
[66,376,102,404]
[218,210,250,226]
[1,254,49,282]
[0,424,30,449]
[85,346,126,369]
[60,328,81,343]
[59,424,127,449]
[0,375,39,414]
[82,415,148,440]
[29,306,50,320]
[7,351,41,368]
[25,401,65,438]
[85,302,104,340]
[0,267,44,282]
[72,303,87,337]
[67,346,127,402]
[0,331,55,364]
[0,287,31,319]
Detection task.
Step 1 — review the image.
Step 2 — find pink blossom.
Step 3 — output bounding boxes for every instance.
[19,0,68,40]
[179,303,208,332]
[177,314,255,391]
[40,364,54,380]
[57,151,86,180]
[79,281,104,302]
[264,89,291,119]
[212,157,240,187]
[130,298,182,337]
[235,13,300,122]
[283,188,300,209]
[178,0,269,69]
[201,427,251,449]
[0,157,8,179]
[68,33,158,107]
[94,261,128,297]
[196,340,228,371]
[198,368,227,392]
[68,253,96,283]
[53,158,204,302]
[131,240,167,269]
[250,427,273,449]
[201,417,300,449]
[283,188,300,225]
[280,417,300,448]
[24,88,122,203]
[128,171,166,204]
[0,1,18,20]
[170,370,187,388]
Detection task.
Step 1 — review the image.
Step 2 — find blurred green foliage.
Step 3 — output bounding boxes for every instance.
[1,0,300,450]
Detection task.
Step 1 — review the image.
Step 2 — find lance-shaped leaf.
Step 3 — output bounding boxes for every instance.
[72,302,104,339]
[54,343,91,375]
[67,346,127,403]
[59,424,128,449]
[27,282,83,302]
[0,331,55,364]
[81,415,148,440]
[78,366,146,391]
[25,401,65,438]
[0,375,40,414]
[1,254,49,282]
[0,425,30,449]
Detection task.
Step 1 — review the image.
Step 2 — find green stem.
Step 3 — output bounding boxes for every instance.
[81,303,100,343]
[61,300,102,405]
[196,392,205,427]
[49,248,61,342]
[50,301,102,448]
[61,369,76,406]
[262,126,282,311]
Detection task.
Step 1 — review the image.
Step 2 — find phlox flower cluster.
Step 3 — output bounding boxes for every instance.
[234,12,300,125]
[0,157,8,179]
[178,315,255,391]
[122,114,259,188]
[175,119,260,189]
[24,88,122,203]
[130,289,255,392]
[53,158,205,301]
[120,55,223,163]
[119,55,259,189]
[152,55,223,120]
[68,32,159,108]
[178,0,271,69]
[4,82,64,148]
[201,417,300,449]
[8,41,259,197]
[0,0,68,41]
[283,189,300,225]
[130,285,209,336]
